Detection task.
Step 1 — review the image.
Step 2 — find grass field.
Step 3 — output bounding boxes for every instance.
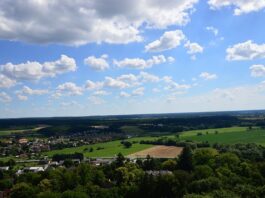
[44,137,157,158]
[42,126,265,158]
[0,126,47,136]
[181,128,265,145]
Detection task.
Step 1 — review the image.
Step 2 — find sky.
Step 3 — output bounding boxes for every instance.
[0,0,265,118]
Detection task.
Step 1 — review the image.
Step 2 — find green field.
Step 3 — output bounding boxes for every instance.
[43,127,265,158]
[181,128,265,145]
[0,126,46,136]
[44,137,157,158]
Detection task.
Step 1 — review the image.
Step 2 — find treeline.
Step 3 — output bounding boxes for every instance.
[1,144,265,197]
[140,138,210,148]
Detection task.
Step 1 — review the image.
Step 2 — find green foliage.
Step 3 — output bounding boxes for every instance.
[178,146,194,171]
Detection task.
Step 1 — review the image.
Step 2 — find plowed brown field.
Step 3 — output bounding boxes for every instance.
[128,146,183,158]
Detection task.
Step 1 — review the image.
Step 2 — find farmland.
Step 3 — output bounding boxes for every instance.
[44,126,265,158]
[128,146,183,158]
[44,137,156,158]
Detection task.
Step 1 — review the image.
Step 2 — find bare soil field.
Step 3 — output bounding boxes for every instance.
[128,145,183,158]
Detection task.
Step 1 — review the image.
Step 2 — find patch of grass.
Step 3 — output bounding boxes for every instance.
[179,127,249,137]
[0,126,47,136]
[181,129,265,145]
[44,137,156,158]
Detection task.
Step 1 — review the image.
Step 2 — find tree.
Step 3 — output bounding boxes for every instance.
[161,160,177,171]
[123,141,132,148]
[11,182,37,198]
[115,153,125,167]
[178,146,193,171]
[61,190,87,198]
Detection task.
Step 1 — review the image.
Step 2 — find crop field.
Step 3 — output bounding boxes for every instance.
[128,146,183,158]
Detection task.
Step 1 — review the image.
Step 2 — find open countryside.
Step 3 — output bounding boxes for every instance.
[42,126,265,158]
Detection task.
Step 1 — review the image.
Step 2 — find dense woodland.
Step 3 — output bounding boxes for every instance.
[1,144,265,197]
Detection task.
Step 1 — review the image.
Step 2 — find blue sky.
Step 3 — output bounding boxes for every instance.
[0,0,265,118]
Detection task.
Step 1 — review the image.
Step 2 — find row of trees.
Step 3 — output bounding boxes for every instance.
[1,144,265,197]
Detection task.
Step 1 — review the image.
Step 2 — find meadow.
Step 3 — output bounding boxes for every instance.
[44,126,265,158]
[44,136,157,158]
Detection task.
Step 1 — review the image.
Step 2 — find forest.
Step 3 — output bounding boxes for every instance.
[1,144,265,198]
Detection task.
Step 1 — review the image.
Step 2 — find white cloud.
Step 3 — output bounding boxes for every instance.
[114,55,171,69]
[0,0,198,45]
[0,55,76,82]
[206,26,219,36]
[132,87,145,96]
[104,77,129,89]
[200,72,218,80]
[226,40,265,61]
[15,86,48,101]
[92,90,110,96]
[17,94,28,101]
[139,72,160,82]
[184,41,203,54]
[56,82,83,96]
[19,86,48,95]
[208,0,265,15]
[0,74,16,88]
[250,64,265,77]
[164,77,191,92]
[0,92,12,103]
[120,91,131,98]
[88,96,105,105]
[145,30,186,52]
[85,80,104,90]
[84,55,110,71]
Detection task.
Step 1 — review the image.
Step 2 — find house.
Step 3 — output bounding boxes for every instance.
[23,167,44,173]
[0,167,9,171]
[18,138,28,144]
[145,170,173,176]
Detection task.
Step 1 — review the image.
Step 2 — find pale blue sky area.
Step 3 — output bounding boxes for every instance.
[0,0,265,118]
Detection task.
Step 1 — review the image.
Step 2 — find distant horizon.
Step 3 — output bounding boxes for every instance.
[1,1,265,118]
[1,108,265,120]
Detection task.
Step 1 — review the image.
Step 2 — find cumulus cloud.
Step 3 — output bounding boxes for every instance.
[84,54,110,71]
[85,80,104,90]
[88,96,105,105]
[0,92,12,103]
[206,26,219,36]
[184,41,203,54]
[114,55,172,69]
[104,77,130,89]
[132,87,145,96]
[0,0,198,45]
[56,82,83,96]
[16,86,48,101]
[200,72,218,80]
[0,74,16,88]
[92,90,110,96]
[164,77,191,92]
[208,0,265,15]
[0,55,76,83]
[139,72,160,82]
[120,91,131,98]
[145,30,186,52]
[250,65,265,77]
[226,40,265,61]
